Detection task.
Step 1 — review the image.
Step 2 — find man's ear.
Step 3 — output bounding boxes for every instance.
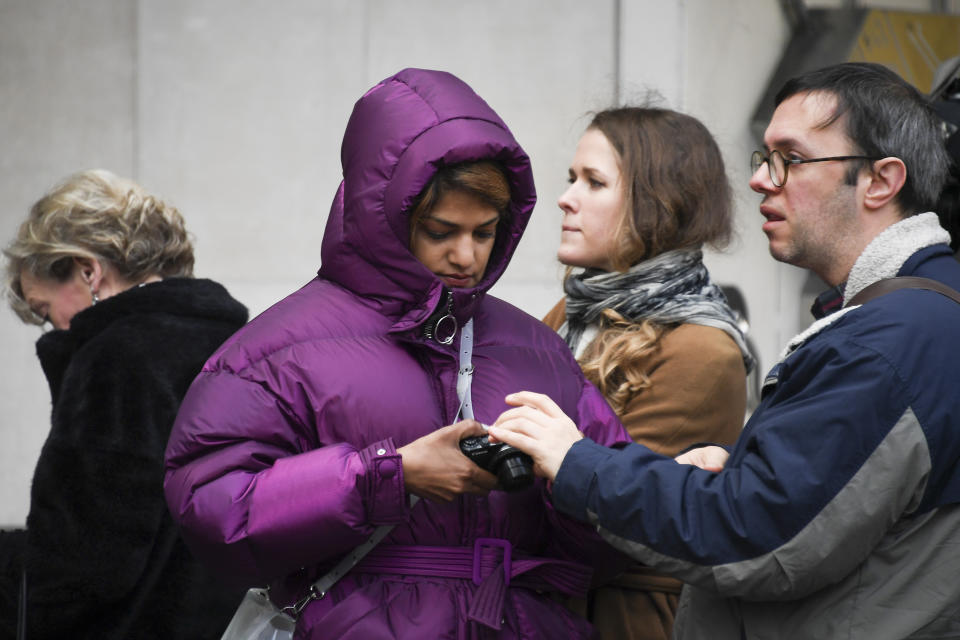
[73,257,103,290]
[862,157,907,211]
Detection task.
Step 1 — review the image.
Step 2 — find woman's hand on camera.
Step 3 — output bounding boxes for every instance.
[488,391,583,482]
[398,420,497,502]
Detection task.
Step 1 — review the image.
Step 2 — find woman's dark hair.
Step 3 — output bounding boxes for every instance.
[775,62,949,214]
[588,107,734,270]
[408,161,512,243]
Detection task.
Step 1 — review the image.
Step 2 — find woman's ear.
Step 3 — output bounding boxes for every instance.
[73,257,103,290]
[862,157,907,211]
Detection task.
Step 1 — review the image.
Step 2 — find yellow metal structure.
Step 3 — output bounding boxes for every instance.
[850,11,960,93]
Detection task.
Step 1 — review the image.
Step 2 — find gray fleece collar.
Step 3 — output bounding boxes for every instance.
[844,212,950,304]
[779,212,949,361]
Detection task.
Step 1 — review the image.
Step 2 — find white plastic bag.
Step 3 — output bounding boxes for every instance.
[221,588,296,640]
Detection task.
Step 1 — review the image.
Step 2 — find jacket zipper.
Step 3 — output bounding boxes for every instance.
[418,290,482,543]
[421,289,457,345]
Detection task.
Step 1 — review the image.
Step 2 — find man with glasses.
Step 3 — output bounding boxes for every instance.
[489,62,960,638]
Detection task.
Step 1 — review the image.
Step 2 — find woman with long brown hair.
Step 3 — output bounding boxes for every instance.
[543,106,753,639]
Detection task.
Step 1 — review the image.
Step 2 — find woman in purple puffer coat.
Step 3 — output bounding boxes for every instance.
[164,68,629,639]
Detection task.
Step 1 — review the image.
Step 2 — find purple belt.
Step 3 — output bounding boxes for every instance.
[352,538,593,630]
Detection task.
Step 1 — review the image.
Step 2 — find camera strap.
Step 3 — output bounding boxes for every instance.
[846,276,960,308]
[456,318,475,421]
[284,495,421,619]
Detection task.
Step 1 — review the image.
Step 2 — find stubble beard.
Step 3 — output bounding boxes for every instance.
[770,186,859,282]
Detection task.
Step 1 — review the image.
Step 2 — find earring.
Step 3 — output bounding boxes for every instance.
[90,288,100,306]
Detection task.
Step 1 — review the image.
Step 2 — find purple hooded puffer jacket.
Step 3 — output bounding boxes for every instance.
[164,68,630,639]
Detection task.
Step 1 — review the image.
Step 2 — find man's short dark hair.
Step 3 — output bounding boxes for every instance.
[776,62,949,215]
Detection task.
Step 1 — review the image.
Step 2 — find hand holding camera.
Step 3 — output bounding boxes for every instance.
[459,433,534,492]
[398,420,498,502]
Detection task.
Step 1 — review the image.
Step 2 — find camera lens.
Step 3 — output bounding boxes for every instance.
[496,453,534,490]
[459,435,534,491]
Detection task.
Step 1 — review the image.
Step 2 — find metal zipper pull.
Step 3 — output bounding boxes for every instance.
[423,290,457,345]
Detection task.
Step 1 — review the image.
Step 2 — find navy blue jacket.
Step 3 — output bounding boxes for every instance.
[554,239,960,638]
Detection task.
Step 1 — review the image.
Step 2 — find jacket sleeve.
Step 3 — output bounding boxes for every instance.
[618,324,746,457]
[551,338,926,600]
[164,367,409,584]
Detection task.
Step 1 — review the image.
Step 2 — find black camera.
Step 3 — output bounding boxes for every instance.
[459,434,534,491]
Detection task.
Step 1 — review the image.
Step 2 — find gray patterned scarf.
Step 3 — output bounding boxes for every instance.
[560,247,755,373]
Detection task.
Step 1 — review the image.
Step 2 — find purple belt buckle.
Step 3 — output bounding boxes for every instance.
[472,538,512,586]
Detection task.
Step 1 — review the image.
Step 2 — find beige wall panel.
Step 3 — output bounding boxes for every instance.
[682,0,797,374]
[136,0,366,319]
[363,0,618,319]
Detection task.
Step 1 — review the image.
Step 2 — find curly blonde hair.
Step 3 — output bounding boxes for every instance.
[4,169,194,324]
[578,308,663,415]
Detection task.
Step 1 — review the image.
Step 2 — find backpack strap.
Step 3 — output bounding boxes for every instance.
[846,276,960,308]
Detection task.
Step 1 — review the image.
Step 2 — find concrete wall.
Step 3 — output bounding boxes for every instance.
[620,1,798,376]
[0,0,923,526]
[1,0,140,526]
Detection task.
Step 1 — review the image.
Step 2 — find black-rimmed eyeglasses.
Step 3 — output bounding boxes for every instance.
[750,150,881,187]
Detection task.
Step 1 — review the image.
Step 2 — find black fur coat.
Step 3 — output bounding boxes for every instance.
[0,278,248,639]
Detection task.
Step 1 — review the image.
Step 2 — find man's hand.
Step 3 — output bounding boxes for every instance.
[675,445,729,472]
[488,391,583,482]
[398,420,497,502]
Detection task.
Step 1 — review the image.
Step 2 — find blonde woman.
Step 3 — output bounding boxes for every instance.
[0,170,247,638]
[543,107,753,639]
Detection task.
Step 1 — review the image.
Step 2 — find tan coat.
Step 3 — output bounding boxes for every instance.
[543,298,747,640]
